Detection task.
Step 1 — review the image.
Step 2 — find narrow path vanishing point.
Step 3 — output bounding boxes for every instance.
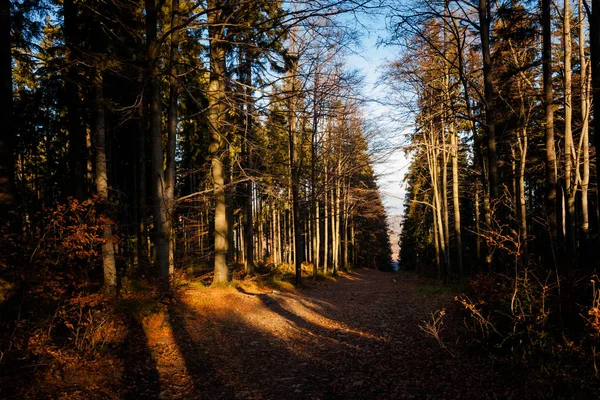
[128,269,522,400]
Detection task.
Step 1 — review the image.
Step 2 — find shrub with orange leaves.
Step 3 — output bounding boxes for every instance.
[33,197,115,269]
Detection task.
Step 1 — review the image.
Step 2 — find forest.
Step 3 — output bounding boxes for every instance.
[1,0,600,398]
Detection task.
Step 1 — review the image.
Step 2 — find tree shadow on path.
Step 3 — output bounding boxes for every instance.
[121,313,161,399]
[166,298,237,399]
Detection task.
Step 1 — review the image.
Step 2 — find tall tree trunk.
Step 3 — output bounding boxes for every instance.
[242,47,254,274]
[277,208,282,265]
[311,75,319,279]
[334,169,341,274]
[315,199,320,272]
[475,184,481,265]
[94,67,117,297]
[64,0,86,200]
[166,0,180,275]
[543,0,558,261]
[593,1,600,232]
[0,0,15,225]
[136,80,149,272]
[288,28,302,285]
[208,0,229,285]
[580,0,590,239]
[145,0,169,281]
[479,0,499,199]
[564,0,577,259]
[450,124,463,275]
[441,131,450,274]
[324,163,329,273]
[518,126,528,256]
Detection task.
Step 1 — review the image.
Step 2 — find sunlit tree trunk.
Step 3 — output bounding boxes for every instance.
[593,1,600,231]
[324,163,329,273]
[208,0,229,285]
[450,123,462,276]
[94,67,117,297]
[311,74,320,279]
[343,181,349,270]
[518,126,528,255]
[334,166,341,273]
[315,200,320,272]
[564,0,577,259]
[277,208,282,265]
[580,0,590,239]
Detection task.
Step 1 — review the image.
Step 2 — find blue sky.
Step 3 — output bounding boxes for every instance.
[345,18,409,217]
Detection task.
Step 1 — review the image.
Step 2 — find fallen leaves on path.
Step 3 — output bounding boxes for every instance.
[1,269,524,399]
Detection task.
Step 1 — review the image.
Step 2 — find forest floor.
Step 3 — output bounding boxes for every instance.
[1,269,528,399]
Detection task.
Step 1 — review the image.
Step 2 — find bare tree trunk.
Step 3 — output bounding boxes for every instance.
[433,204,441,277]
[483,185,492,271]
[277,208,282,265]
[94,67,117,296]
[333,172,340,274]
[311,76,319,279]
[564,0,577,259]
[518,127,528,255]
[351,221,355,268]
[0,0,15,225]
[208,0,229,285]
[580,0,590,239]
[433,158,447,280]
[441,130,450,275]
[479,0,499,199]
[426,118,446,279]
[145,0,169,281]
[324,164,329,274]
[475,184,481,264]
[343,183,349,271]
[136,83,149,271]
[593,1,600,232]
[64,0,86,200]
[315,200,320,273]
[166,0,180,275]
[450,124,463,275]
[543,0,558,261]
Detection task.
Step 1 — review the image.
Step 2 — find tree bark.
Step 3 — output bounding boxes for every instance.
[543,0,558,261]
[241,46,254,274]
[311,74,320,279]
[0,0,15,225]
[450,124,463,276]
[145,0,170,281]
[564,0,577,259]
[288,27,303,285]
[93,67,117,297]
[591,0,600,233]
[479,0,499,199]
[580,0,590,239]
[166,0,180,276]
[208,0,229,285]
[64,0,86,200]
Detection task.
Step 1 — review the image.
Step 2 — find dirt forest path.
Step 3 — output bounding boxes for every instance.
[9,269,525,399]
[115,269,521,400]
